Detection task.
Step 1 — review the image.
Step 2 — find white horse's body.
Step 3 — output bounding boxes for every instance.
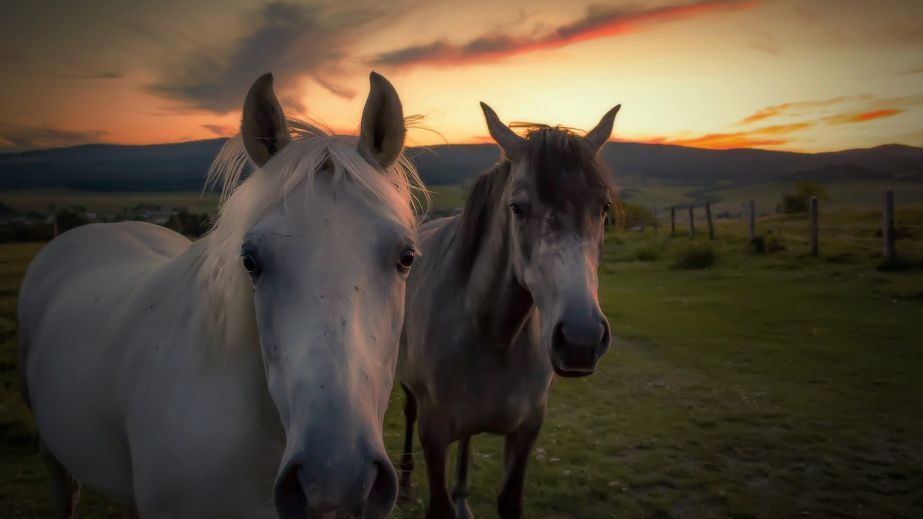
[20,222,281,516]
[19,73,422,518]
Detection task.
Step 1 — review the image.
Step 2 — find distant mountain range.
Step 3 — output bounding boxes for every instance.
[0,139,920,192]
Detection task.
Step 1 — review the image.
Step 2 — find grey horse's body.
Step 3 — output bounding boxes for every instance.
[398,103,622,518]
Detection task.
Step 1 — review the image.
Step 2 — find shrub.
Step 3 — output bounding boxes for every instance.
[825,252,857,264]
[748,234,786,255]
[877,258,923,272]
[634,244,662,262]
[765,235,786,254]
[780,193,808,214]
[671,244,717,269]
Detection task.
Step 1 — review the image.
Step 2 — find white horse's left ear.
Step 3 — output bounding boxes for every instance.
[241,73,291,167]
[585,104,621,154]
[358,71,406,169]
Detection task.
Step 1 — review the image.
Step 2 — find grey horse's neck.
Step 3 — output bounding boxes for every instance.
[458,186,534,348]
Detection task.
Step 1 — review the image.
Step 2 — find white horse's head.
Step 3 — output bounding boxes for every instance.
[211,72,420,517]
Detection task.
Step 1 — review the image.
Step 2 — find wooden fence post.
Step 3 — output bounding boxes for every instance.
[809,196,818,257]
[882,190,895,262]
[705,202,714,240]
[670,206,676,237]
[688,205,695,239]
[652,207,658,235]
[747,200,755,241]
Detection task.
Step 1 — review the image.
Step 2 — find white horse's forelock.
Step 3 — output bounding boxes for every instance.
[195,119,426,349]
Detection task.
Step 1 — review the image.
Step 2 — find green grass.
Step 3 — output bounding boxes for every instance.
[704,180,923,215]
[426,184,467,211]
[2,216,923,516]
[619,185,699,209]
[0,190,220,217]
[620,180,923,218]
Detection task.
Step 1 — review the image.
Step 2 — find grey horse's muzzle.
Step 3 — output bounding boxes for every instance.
[550,308,611,377]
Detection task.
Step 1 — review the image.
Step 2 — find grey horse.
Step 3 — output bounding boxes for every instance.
[397,102,621,518]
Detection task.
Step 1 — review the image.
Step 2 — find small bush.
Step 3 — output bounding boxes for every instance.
[825,252,857,264]
[634,244,662,262]
[748,235,766,254]
[765,235,786,254]
[748,234,786,255]
[671,244,717,269]
[877,258,923,272]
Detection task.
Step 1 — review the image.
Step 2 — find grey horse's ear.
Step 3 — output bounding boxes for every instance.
[241,73,291,167]
[585,105,621,154]
[358,72,406,169]
[480,102,525,160]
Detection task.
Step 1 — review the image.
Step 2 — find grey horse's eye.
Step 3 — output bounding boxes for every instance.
[602,202,611,216]
[397,248,415,273]
[510,203,525,218]
[242,253,261,278]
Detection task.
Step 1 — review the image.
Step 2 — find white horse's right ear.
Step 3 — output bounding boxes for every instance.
[480,102,525,160]
[358,72,406,169]
[242,73,291,167]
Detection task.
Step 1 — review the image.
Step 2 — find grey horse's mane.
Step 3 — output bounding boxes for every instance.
[195,118,426,348]
[455,125,615,276]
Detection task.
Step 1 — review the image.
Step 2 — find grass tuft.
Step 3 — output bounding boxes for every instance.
[671,244,717,269]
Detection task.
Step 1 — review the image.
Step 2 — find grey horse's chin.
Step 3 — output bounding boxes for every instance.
[551,359,597,378]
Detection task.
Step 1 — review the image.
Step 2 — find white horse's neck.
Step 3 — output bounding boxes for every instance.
[171,234,260,357]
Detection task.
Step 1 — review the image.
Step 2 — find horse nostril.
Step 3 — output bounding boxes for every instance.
[598,319,611,351]
[551,322,566,355]
[274,464,307,519]
[365,458,398,518]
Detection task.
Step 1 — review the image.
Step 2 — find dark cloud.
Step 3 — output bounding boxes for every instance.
[0,125,106,151]
[201,124,236,137]
[372,0,752,68]
[147,1,406,113]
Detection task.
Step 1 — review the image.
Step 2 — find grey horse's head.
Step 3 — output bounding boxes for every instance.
[236,73,417,517]
[479,103,620,376]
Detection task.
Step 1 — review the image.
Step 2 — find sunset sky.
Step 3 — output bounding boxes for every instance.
[1,0,921,152]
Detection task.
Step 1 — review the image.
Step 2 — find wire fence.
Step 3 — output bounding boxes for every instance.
[608,190,923,260]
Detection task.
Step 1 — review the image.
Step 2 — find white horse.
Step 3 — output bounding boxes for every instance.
[18,72,423,518]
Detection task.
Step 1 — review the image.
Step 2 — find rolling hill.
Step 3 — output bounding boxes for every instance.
[0,139,920,192]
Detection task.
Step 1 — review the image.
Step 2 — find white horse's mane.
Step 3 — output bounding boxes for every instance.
[194,119,425,349]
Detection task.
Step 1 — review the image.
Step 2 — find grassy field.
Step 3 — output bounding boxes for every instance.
[5,178,920,222]
[1,212,922,516]
[620,180,923,217]
[0,190,221,217]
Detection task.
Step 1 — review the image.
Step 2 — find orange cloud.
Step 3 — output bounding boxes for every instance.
[738,97,861,124]
[372,0,753,68]
[824,109,903,124]
[636,121,812,150]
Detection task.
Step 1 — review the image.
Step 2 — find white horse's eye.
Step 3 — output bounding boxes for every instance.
[397,248,415,273]
[242,253,261,277]
[602,202,611,217]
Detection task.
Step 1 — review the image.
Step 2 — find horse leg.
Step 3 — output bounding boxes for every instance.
[451,436,474,519]
[496,420,542,519]
[419,415,453,519]
[398,383,418,504]
[40,440,80,519]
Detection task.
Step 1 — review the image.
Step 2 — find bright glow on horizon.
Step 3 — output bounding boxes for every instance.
[0,0,920,152]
